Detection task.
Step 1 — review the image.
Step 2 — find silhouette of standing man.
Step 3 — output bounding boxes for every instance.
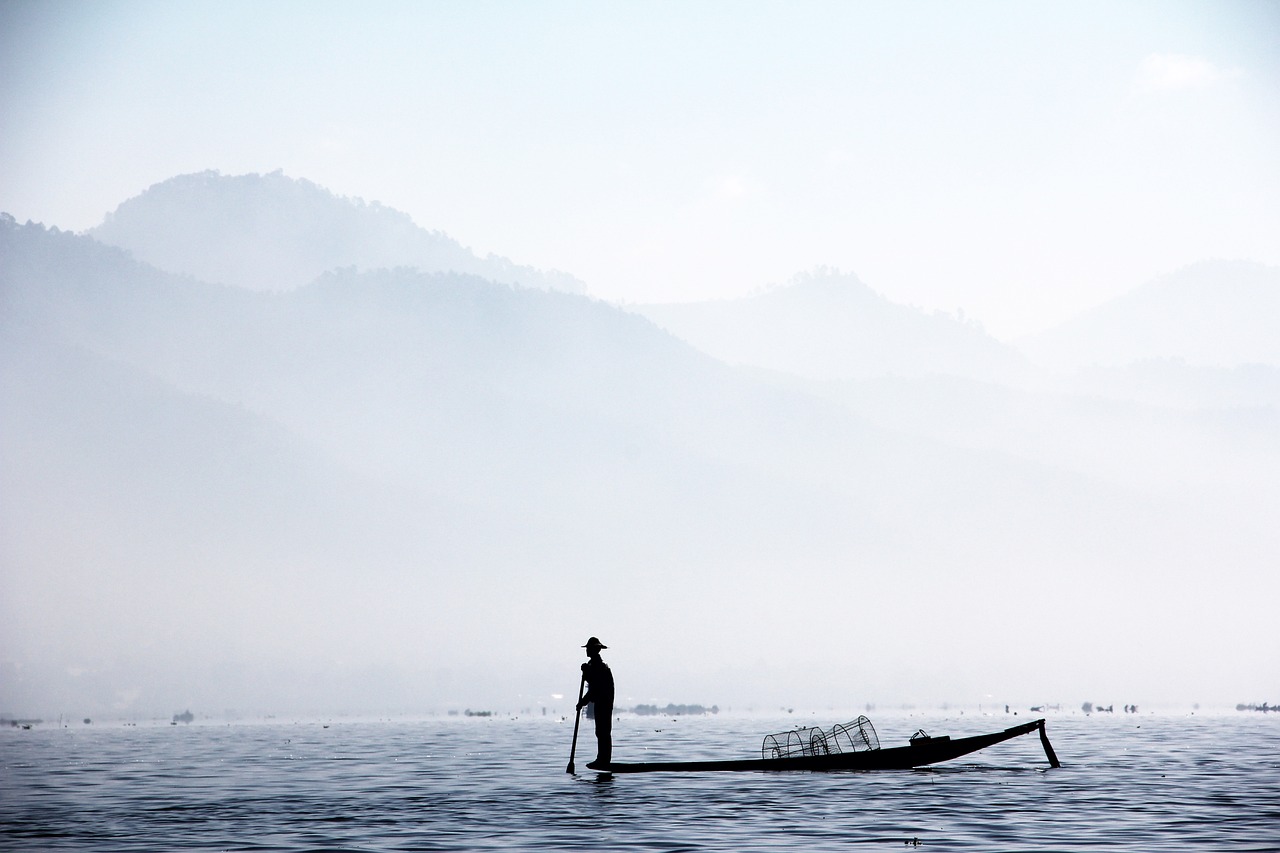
[577,637,614,769]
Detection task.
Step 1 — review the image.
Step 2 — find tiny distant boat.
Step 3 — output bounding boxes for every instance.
[602,716,1060,773]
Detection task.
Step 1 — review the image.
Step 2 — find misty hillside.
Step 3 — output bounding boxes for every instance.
[796,369,1280,500]
[630,269,1030,383]
[4,192,1277,718]
[2,216,1095,553]
[89,170,585,294]
[3,212,1196,715]
[1019,260,1280,370]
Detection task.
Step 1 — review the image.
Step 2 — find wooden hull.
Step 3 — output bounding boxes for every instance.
[603,719,1056,773]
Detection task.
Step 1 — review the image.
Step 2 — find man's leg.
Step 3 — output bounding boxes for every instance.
[595,706,612,764]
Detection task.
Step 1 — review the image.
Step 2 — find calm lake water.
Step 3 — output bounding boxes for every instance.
[2,711,1277,851]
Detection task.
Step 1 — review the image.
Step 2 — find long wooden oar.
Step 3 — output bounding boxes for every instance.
[566,672,586,773]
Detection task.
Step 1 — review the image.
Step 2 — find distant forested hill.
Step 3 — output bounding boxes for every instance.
[2,213,1160,714]
[631,269,1029,383]
[89,170,585,294]
[3,190,1277,716]
[1018,260,1280,369]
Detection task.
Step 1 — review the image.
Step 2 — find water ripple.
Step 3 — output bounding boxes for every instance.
[3,713,1278,851]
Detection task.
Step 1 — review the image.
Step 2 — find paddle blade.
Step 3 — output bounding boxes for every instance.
[1039,722,1061,768]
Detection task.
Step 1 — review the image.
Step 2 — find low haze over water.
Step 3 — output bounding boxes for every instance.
[3,711,1278,851]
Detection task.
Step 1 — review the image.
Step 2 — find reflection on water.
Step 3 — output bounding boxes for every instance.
[2,712,1278,851]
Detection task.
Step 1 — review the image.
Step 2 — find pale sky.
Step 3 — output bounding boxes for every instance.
[2,0,1277,338]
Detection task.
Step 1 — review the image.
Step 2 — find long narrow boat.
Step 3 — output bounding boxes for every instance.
[603,718,1060,773]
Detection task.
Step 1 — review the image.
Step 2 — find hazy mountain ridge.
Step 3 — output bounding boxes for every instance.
[3,212,1190,714]
[4,217,1068,532]
[631,261,1280,414]
[631,257,1279,507]
[631,269,1031,383]
[3,177,1277,716]
[89,170,586,295]
[1019,260,1280,370]
[1061,360,1280,411]
[794,370,1280,500]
